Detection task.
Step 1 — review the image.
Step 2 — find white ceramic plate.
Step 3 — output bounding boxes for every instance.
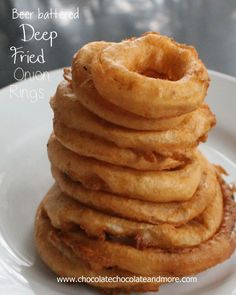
[0,69,235,295]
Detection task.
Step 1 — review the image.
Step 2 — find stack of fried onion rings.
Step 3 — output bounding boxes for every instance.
[35,32,236,294]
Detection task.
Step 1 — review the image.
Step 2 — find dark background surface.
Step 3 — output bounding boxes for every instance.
[1,0,236,89]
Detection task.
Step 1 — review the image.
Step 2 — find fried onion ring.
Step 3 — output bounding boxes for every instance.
[53,120,183,171]
[35,204,161,292]
[51,85,215,157]
[48,135,202,202]
[51,164,216,226]
[43,183,223,248]
[35,33,236,295]
[91,32,209,119]
[35,179,236,279]
[71,42,189,130]
[54,183,236,276]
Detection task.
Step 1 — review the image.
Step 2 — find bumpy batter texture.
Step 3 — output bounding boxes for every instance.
[35,32,236,294]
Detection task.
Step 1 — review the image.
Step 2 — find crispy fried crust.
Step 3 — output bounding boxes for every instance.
[42,179,223,248]
[35,33,236,295]
[71,42,189,131]
[53,120,184,171]
[91,32,209,118]
[34,204,161,292]
[51,163,216,226]
[35,179,236,292]
[47,135,202,202]
[58,185,235,277]
[51,80,215,157]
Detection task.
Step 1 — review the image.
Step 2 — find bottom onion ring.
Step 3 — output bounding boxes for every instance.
[35,204,161,292]
[35,179,236,280]
[54,186,236,276]
[51,164,216,226]
[43,183,223,248]
[47,135,202,202]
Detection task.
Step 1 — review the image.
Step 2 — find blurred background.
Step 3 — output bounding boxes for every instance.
[1,0,236,88]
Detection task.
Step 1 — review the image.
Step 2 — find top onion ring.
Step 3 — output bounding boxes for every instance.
[91,32,209,119]
[71,42,189,131]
